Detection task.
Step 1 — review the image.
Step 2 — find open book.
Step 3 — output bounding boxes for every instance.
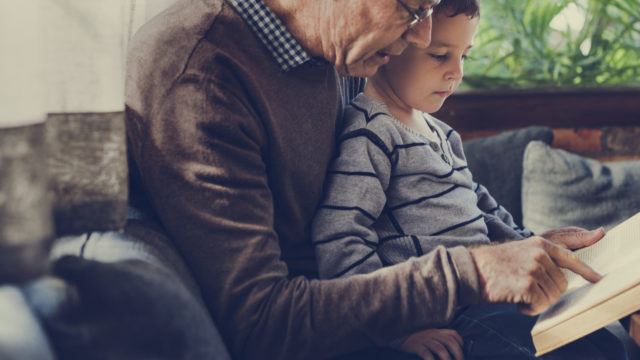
[531,211,640,356]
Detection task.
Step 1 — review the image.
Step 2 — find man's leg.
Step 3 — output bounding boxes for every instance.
[450,303,628,360]
[333,347,419,360]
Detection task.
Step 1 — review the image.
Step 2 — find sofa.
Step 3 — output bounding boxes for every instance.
[1,118,639,359]
[0,113,230,360]
[464,127,640,358]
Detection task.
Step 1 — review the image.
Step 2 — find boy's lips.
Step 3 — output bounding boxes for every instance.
[434,90,452,97]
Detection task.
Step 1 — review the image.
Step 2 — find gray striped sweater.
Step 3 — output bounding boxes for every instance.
[312,94,533,279]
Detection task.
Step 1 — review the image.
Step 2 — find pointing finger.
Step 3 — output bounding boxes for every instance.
[545,241,601,283]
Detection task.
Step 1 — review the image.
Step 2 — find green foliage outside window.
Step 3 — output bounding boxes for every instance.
[463,0,640,89]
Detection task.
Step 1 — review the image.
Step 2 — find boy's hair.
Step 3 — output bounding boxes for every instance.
[433,0,480,18]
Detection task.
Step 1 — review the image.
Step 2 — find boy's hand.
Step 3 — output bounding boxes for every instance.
[400,328,463,360]
[540,226,605,250]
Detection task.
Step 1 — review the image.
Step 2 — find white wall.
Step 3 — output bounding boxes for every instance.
[0,0,177,128]
[43,0,130,113]
[143,0,178,22]
[0,1,46,127]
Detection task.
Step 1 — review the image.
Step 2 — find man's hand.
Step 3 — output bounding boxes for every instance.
[470,236,602,316]
[540,226,605,250]
[400,328,463,360]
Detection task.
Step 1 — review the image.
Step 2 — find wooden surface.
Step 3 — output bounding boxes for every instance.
[433,87,640,161]
[434,87,640,131]
[460,127,640,161]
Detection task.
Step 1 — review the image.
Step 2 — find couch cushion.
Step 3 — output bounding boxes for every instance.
[0,124,53,283]
[25,223,231,360]
[46,112,128,235]
[463,126,553,227]
[522,141,640,233]
[1,113,128,283]
[0,286,55,360]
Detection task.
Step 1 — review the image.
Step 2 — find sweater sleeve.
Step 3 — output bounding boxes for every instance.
[311,117,392,279]
[442,124,533,240]
[130,74,482,360]
[474,182,533,239]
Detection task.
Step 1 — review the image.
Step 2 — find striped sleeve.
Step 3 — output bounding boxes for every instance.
[312,117,393,279]
[441,121,534,240]
[474,182,533,239]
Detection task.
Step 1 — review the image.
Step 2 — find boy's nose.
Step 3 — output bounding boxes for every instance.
[447,61,464,81]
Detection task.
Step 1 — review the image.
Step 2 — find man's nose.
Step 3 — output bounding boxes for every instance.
[402,16,432,48]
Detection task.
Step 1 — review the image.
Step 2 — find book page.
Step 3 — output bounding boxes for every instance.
[563,211,640,290]
[533,258,640,334]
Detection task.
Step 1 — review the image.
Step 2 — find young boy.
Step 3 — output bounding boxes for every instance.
[311,1,528,357]
[309,0,630,358]
[313,1,629,359]
[313,0,531,282]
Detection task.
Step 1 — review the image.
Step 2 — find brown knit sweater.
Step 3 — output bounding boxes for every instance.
[125,0,481,358]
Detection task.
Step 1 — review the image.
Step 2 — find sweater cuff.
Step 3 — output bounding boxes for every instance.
[448,246,481,306]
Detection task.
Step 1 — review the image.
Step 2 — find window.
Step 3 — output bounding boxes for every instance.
[463,0,640,89]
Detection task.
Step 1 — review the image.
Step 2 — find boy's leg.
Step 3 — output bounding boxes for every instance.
[450,303,628,360]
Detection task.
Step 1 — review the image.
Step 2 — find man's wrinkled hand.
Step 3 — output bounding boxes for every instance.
[540,226,605,250]
[400,328,464,360]
[470,236,602,316]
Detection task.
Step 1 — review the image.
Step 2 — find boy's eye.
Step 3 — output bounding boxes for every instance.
[429,53,449,62]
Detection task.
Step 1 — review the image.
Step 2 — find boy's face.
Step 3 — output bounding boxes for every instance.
[378,10,479,113]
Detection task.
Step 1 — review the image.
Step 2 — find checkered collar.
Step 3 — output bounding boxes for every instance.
[228,0,317,71]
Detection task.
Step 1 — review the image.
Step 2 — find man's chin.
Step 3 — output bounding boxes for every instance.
[338,62,381,78]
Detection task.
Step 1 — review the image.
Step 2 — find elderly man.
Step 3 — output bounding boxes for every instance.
[125,0,614,359]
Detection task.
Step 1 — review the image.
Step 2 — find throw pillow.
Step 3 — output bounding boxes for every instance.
[522,141,640,233]
[463,126,554,227]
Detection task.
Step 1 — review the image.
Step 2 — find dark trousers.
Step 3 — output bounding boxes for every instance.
[337,304,628,360]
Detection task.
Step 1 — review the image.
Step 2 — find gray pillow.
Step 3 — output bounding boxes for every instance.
[522,141,640,233]
[463,126,553,227]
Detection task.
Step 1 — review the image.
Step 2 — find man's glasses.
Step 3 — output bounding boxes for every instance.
[396,0,441,28]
